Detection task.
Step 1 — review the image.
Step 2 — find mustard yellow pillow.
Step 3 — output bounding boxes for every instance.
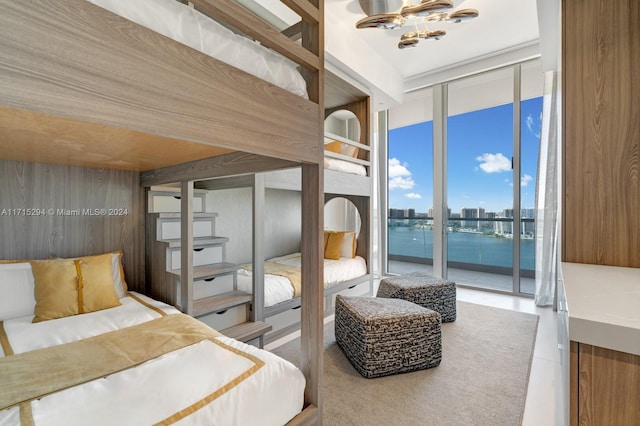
[78,253,121,314]
[325,231,346,260]
[30,254,120,323]
[30,259,79,323]
[325,141,360,158]
[324,230,330,249]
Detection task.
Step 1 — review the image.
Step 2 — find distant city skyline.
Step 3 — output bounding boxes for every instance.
[388,97,543,213]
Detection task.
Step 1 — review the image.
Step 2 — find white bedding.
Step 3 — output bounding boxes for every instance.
[324,157,368,176]
[89,0,308,98]
[237,253,368,307]
[0,293,305,425]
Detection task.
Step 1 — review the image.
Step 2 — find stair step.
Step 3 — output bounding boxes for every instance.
[169,263,241,280]
[221,321,272,343]
[153,212,218,219]
[192,290,252,317]
[160,236,228,248]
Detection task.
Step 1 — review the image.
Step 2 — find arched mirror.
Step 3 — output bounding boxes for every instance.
[324,109,361,143]
[324,197,361,236]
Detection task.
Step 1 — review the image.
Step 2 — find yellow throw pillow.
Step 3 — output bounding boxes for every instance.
[325,141,360,158]
[30,259,79,323]
[30,254,120,323]
[325,231,346,260]
[78,253,121,314]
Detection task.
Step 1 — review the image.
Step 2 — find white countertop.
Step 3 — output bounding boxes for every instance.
[561,262,640,356]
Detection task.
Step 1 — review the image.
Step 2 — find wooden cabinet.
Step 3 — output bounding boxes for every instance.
[560,263,640,425]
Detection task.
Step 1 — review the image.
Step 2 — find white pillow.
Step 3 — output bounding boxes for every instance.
[0,262,36,321]
[0,252,128,321]
[340,232,357,258]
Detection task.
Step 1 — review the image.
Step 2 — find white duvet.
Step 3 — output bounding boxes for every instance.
[0,293,305,425]
[88,0,308,98]
[237,253,368,307]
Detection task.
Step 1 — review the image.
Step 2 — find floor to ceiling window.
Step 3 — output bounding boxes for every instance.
[386,60,543,295]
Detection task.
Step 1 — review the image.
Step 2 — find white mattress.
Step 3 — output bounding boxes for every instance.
[0,293,305,425]
[89,0,308,98]
[324,157,368,176]
[237,253,368,307]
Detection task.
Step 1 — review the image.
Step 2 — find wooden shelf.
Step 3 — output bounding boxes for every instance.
[193,290,252,317]
[222,321,272,343]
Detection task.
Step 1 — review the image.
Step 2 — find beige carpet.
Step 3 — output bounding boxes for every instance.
[272,301,539,426]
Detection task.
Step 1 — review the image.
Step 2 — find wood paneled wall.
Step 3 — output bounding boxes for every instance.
[0,160,145,291]
[562,0,640,267]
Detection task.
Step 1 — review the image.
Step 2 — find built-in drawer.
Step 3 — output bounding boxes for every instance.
[160,219,214,240]
[193,274,235,299]
[168,245,223,270]
[149,192,205,213]
[198,305,247,331]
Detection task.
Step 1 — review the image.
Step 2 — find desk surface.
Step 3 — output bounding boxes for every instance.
[562,262,640,355]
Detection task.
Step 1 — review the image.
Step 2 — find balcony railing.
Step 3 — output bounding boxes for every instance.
[388,216,535,278]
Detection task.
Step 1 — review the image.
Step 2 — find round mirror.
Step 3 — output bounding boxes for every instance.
[324,109,361,143]
[324,197,361,236]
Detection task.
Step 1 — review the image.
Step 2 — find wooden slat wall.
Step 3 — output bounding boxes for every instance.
[562,0,640,267]
[0,160,145,291]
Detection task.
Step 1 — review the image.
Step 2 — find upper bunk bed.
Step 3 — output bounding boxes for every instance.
[0,0,325,423]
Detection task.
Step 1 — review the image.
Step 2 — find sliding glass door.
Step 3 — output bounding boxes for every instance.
[386,60,543,296]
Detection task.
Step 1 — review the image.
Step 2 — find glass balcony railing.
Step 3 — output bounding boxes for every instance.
[388,217,535,278]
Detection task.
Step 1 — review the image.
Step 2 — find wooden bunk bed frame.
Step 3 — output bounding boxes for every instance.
[0,0,324,423]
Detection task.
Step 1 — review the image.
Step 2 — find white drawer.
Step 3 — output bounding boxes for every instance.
[328,280,371,310]
[150,193,204,213]
[160,220,213,240]
[193,274,235,299]
[169,245,223,270]
[198,305,247,331]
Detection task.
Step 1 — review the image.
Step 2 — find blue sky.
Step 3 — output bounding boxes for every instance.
[389,97,543,214]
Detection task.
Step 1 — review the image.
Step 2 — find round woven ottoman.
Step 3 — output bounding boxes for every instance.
[334,295,442,379]
[377,272,457,322]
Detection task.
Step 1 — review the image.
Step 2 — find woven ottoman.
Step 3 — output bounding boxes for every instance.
[377,272,457,322]
[334,295,441,378]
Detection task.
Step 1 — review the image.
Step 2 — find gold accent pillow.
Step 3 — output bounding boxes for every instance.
[325,141,359,158]
[324,231,346,260]
[30,254,120,323]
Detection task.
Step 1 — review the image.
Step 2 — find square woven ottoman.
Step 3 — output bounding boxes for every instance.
[334,295,442,378]
[377,272,457,322]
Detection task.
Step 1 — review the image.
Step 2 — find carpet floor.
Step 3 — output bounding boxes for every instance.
[271,301,539,426]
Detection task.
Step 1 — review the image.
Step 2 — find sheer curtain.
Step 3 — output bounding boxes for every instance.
[534,71,560,306]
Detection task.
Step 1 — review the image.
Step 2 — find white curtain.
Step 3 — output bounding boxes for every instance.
[534,71,560,306]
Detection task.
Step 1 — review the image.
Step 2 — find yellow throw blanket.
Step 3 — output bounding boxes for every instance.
[0,314,221,410]
[243,262,302,298]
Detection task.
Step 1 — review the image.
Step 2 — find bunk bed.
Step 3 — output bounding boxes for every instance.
[0,0,324,424]
[193,94,373,341]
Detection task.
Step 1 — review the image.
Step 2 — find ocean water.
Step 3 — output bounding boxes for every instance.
[389,226,535,271]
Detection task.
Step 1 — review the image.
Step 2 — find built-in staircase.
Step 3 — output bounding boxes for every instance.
[145,186,271,346]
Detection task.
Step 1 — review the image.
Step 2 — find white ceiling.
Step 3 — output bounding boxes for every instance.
[247,0,543,108]
[326,0,540,79]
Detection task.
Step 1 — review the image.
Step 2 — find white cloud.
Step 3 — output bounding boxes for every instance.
[521,174,533,187]
[405,193,422,199]
[388,158,415,190]
[526,113,541,138]
[476,153,511,173]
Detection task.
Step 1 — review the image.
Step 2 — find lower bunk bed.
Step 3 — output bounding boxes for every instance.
[0,256,305,425]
